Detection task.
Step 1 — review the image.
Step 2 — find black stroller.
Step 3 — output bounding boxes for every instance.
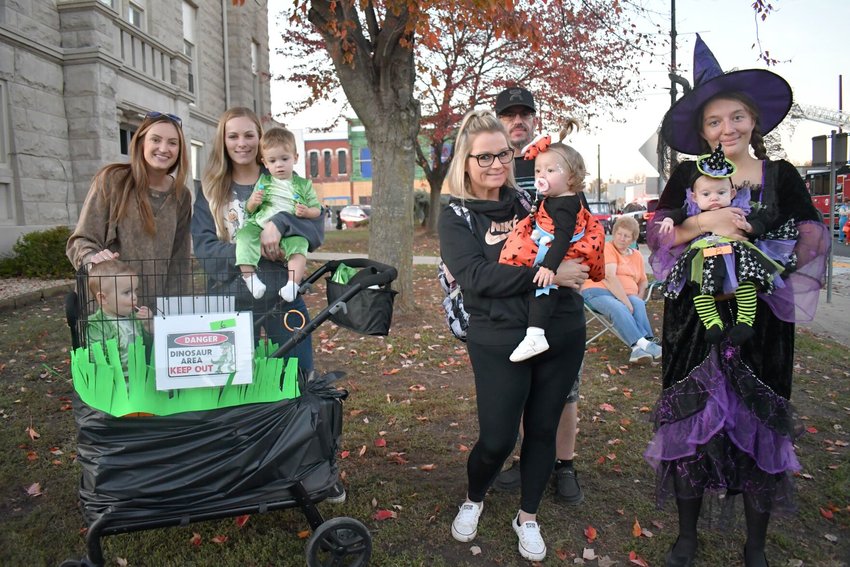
[61,258,397,567]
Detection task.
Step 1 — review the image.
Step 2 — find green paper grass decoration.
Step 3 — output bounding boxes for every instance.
[71,337,300,417]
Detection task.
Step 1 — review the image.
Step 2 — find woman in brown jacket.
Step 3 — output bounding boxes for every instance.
[66,112,192,302]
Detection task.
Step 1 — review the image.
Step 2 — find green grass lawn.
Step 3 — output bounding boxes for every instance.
[0,259,848,566]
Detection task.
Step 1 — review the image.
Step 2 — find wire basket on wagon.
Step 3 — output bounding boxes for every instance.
[61,256,398,567]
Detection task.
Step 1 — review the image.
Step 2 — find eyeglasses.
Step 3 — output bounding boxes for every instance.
[145,111,183,127]
[468,148,515,167]
[498,110,535,120]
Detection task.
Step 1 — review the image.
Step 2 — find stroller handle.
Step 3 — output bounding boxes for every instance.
[302,258,398,288]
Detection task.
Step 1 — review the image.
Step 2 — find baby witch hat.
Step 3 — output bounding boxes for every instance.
[697,144,736,178]
[661,34,793,155]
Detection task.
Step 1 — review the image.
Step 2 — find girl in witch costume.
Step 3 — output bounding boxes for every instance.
[498,123,605,362]
[644,34,830,567]
[658,145,797,346]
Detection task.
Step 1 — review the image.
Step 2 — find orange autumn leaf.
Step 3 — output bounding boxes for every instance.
[419,463,437,471]
[211,535,229,544]
[235,514,250,528]
[373,509,397,521]
[382,368,400,375]
[628,550,650,566]
[189,532,202,546]
[820,507,834,520]
[556,548,569,560]
[599,403,615,412]
[26,426,40,440]
[584,525,597,543]
[26,451,37,461]
[408,384,426,391]
[340,450,350,459]
[806,426,818,434]
[458,444,469,452]
[374,438,387,447]
[297,529,311,539]
[632,517,642,537]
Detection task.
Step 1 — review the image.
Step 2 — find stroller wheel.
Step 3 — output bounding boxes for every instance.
[305,516,372,567]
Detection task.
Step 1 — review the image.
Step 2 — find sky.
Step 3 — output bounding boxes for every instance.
[268,0,850,184]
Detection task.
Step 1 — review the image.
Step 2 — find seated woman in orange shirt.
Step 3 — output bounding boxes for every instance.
[581,216,660,364]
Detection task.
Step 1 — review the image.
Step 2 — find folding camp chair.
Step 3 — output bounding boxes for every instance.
[584,280,662,347]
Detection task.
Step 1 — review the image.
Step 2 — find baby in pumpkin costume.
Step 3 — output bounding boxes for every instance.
[499,123,605,362]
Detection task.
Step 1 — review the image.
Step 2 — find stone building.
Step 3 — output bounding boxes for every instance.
[0,0,272,253]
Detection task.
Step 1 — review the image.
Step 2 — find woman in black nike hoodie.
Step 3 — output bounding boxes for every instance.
[441,110,588,562]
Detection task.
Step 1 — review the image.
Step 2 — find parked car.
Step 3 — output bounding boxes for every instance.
[611,198,659,242]
[586,200,613,234]
[339,205,370,229]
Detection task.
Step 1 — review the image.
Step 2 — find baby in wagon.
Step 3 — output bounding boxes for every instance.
[86,260,152,370]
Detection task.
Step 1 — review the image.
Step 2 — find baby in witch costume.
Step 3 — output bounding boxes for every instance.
[659,145,797,345]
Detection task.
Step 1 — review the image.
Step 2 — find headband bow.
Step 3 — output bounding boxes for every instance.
[521,134,551,160]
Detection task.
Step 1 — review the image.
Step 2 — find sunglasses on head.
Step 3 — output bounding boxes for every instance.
[145,111,182,127]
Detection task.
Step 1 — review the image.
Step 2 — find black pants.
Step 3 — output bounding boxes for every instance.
[466,325,585,514]
[527,289,560,329]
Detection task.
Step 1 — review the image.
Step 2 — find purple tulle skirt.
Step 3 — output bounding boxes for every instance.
[644,344,801,513]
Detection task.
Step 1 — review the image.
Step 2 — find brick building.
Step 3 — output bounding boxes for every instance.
[0,0,272,253]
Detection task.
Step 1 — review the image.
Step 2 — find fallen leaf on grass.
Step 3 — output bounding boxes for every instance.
[372,509,397,521]
[26,482,42,496]
[382,368,400,376]
[555,548,569,560]
[419,463,437,471]
[297,529,311,539]
[824,533,838,542]
[598,556,617,567]
[349,409,364,417]
[458,444,469,452]
[211,535,229,544]
[26,426,40,440]
[584,525,597,543]
[599,403,616,412]
[235,514,250,528]
[408,384,426,391]
[628,550,650,566]
[340,450,350,459]
[374,438,387,447]
[639,406,651,413]
[470,545,481,556]
[189,533,202,546]
[358,445,367,457]
[582,547,597,560]
[632,518,642,537]
[49,447,63,456]
[806,426,818,434]
[116,557,128,567]
[26,451,37,461]
[820,507,834,520]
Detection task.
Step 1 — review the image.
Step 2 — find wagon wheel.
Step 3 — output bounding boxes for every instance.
[305,517,372,567]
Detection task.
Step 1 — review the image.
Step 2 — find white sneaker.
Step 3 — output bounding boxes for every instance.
[279,281,299,302]
[243,274,266,300]
[643,341,662,360]
[509,335,550,362]
[629,346,652,365]
[513,513,546,561]
[451,501,483,542]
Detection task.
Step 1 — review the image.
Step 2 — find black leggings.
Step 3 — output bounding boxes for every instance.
[466,325,585,514]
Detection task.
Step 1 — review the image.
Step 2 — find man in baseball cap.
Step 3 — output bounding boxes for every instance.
[495,87,537,153]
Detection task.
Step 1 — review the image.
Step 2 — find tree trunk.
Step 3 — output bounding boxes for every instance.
[426,172,445,234]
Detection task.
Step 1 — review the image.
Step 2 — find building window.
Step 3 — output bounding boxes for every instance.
[337,149,347,175]
[308,151,319,178]
[251,40,260,113]
[98,0,116,8]
[128,1,144,28]
[190,141,204,182]
[183,2,198,98]
[119,126,137,156]
[359,147,372,178]
[323,150,332,178]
